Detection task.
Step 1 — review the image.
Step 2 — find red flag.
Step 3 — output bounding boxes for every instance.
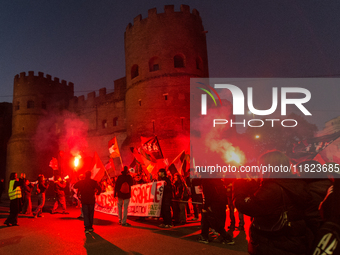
[108,137,121,158]
[49,157,58,170]
[105,158,115,172]
[130,147,156,174]
[313,153,327,165]
[91,152,106,181]
[141,136,164,160]
[170,150,186,176]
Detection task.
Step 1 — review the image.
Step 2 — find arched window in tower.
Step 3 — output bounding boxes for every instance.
[15,101,20,111]
[102,120,107,129]
[149,57,160,72]
[42,101,46,110]
[196,57,203,70]
[174,54,185,68]
[113,117,118,127]
[131,64,139,79]
[27,100,35,109]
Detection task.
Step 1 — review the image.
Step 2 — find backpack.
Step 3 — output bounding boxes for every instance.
[120,182,130,193]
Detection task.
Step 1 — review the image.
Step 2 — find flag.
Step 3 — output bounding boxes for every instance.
[130,147,144,165]
[288,131,340,163]
[108,137,120,158]
[129,158,143,175]
[91,152,106,181]
[105,158,116,175]
[168,163,178,176]
[130,147,156,174]
[141,136,164,160]
[169,150,190,176]
[333,155,340,165]
[49,157,58,170]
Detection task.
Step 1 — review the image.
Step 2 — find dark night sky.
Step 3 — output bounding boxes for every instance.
[1,0,340,129]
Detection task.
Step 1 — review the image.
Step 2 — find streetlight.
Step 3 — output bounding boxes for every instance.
[255,135,260,139]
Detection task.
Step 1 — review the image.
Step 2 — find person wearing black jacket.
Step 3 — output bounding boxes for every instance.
[114,166,133,226]
[233,150,320,255]
[74,171,101,234]
[198,178,234,245]
[311,170,340,255]
[191,176,203,221]
[158,168,173,228]
[172,173,186,224]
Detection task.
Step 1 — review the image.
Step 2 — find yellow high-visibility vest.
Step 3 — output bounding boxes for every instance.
[8,180,22,200]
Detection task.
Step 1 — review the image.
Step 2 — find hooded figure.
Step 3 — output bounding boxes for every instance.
[233,150,320,255]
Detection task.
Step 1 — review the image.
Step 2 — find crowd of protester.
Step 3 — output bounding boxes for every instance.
[2,149,340,254]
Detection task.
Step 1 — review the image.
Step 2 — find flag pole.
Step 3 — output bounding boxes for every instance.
[119,156,124,170]
[170,150,185,166]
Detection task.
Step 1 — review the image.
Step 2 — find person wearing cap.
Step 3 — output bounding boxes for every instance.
[114,166,133,226]
[158,168,173,228]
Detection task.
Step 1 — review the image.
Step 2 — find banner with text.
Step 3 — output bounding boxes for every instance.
[95,181,164,217]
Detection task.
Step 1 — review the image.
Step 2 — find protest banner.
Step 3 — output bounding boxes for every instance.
[95,181,164,217]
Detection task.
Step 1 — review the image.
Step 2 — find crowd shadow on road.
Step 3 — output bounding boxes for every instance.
[126,220,248,253]
[84,232,128,255]
[93,218,115,226]
[57,216,115,226]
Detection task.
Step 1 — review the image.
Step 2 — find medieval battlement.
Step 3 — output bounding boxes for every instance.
[68,77,126,110]
[14,71,74,90]
[125,5,201,31]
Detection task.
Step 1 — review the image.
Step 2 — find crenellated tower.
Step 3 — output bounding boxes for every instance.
[124,5,209,159]
[7,71,74,181]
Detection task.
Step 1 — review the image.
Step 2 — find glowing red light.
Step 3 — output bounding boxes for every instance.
[74,155,81,170]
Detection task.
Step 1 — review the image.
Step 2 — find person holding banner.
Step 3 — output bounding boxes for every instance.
[114,166,133,226]
[74,171,102,234]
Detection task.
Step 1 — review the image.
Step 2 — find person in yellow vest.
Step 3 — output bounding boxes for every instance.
[4,172,24,226]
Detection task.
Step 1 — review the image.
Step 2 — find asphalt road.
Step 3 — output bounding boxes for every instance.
[0,199,249,255]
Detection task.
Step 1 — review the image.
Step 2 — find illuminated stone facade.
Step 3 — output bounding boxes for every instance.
[6,5,209,181]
